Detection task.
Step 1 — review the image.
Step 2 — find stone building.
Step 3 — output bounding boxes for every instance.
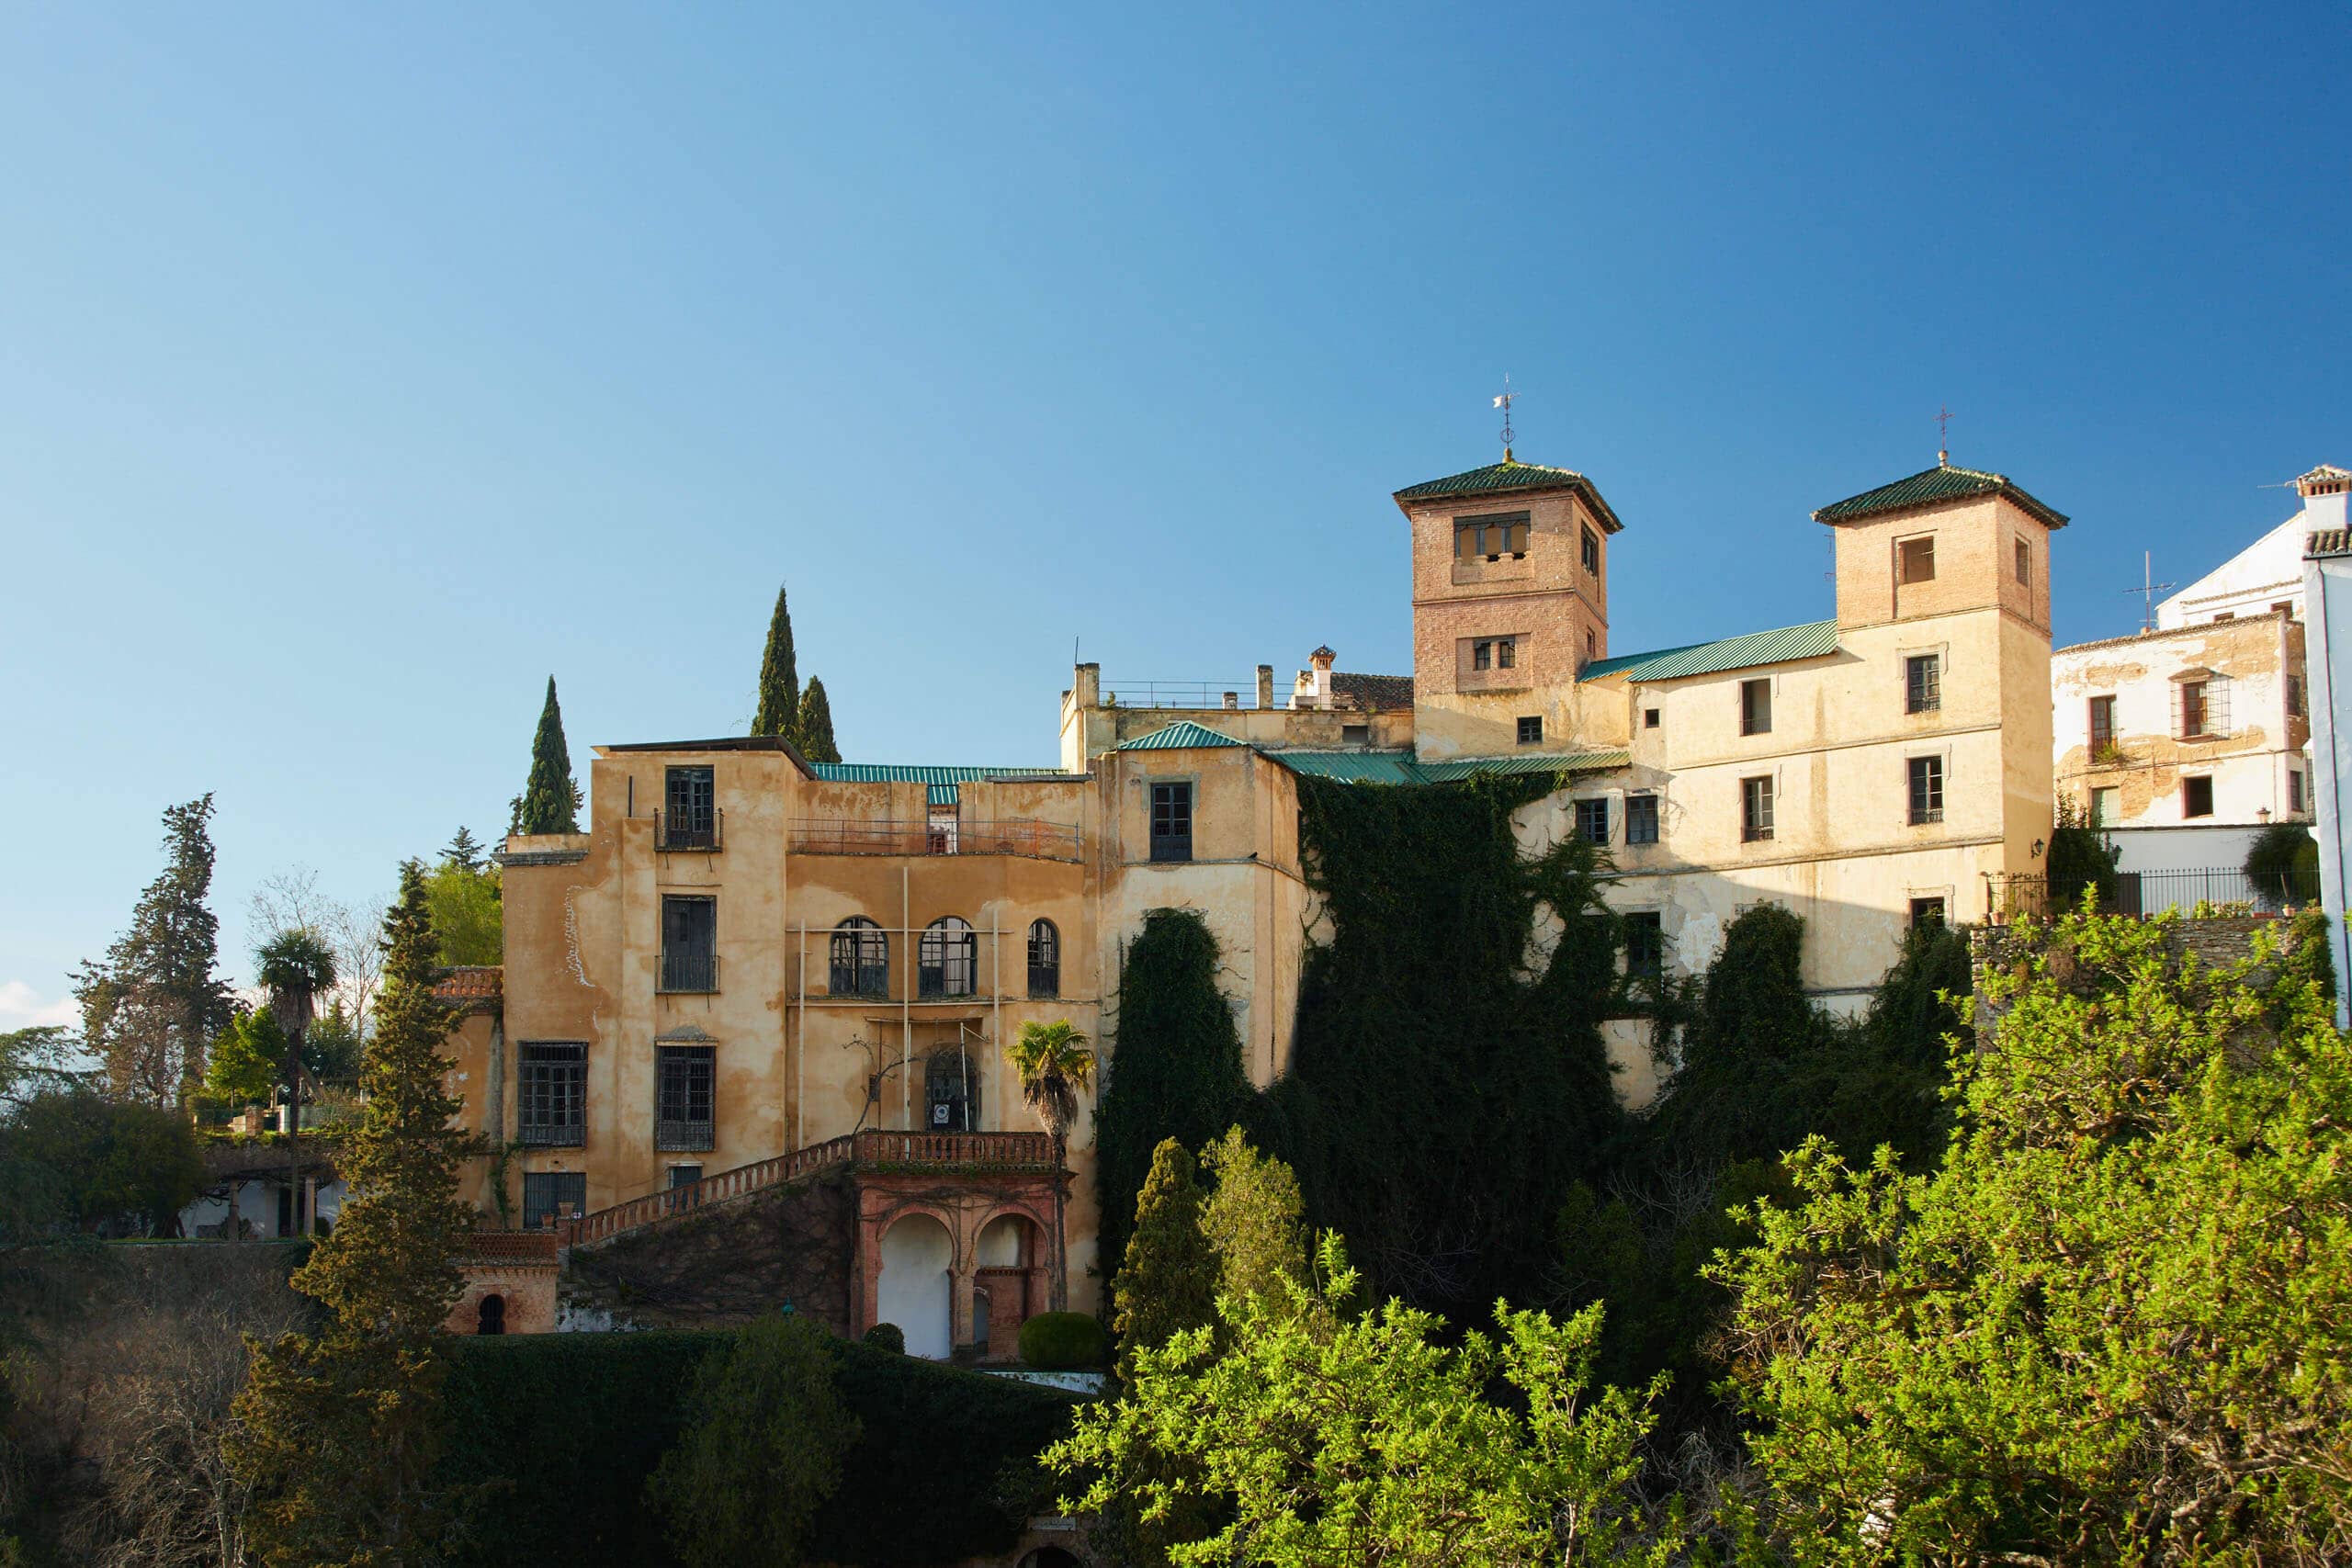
[447,446,2067,1351]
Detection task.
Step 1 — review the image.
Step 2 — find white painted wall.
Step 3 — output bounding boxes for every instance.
[2301,548,2352,1026]
[876,1212,955,1359]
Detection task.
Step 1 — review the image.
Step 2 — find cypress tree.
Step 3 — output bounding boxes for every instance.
[752,584,799,741]
[797,677,841,763]
[230,862,473,1564]
[514,676,581,836]
[71,794,236,1106]
[1110,1138,1217,1371]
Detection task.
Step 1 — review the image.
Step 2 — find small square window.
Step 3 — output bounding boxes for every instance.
[1623,912,1663,978]
[1899,536,1937,585]
[1742,775,1774,841]
[1575,797,1609,844]
[1625,793,1659,845]
[1517,716,1543,746]
[2014,538,2031,587]
[1907,755,1944,825]
[1740,679,1772,736]
[1341,723,1369,745]
[2182,775,2214,818]
[1643,707,1660,729]
[1905,653,1941,715]
[1909,896,1946,930]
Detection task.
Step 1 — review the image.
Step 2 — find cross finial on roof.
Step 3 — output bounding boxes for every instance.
[1493,375,1516,462]
[1936,404,1952,467]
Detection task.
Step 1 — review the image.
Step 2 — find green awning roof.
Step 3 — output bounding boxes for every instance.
[1579,620,1839,683]
[1116,721,1249,751]
[1261,748,1628,784]
[808,762,1080,806]
[1812,463,2068,530]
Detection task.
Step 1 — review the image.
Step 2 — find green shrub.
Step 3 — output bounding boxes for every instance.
[437,1329,1079,1567]
[1019,1311,1106,1370]
[861,1321,904,1353]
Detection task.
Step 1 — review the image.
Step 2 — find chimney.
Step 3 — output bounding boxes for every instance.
[1222,692,1238,710]
[1074,662,1102,709]
[2300,465,2352,536]
[1309,645,1336,710]
[1255,664,1274,709]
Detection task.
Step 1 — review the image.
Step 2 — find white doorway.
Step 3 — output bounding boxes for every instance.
[876,1212,954,1359]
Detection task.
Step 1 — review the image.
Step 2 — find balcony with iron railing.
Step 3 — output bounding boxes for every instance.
[655,805,723,852]
[655,1118,715,1153]
[659,951,720,994]
[788,818,1082,863]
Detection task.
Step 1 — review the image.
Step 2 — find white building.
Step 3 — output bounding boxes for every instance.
[2050,465,2345,892]
[2296,468,2352,1024]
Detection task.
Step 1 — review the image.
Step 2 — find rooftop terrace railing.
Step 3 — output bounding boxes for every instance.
[789,818,1082,863]
[1097,680,1284,710]
[1985,866,2323,924]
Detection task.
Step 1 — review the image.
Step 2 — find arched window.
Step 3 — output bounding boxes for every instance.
[919,918,977,999]
[1026,919,1060,998]
[476,1293,506,1336]
[831,918,888,998]
[926,1046,980,1131]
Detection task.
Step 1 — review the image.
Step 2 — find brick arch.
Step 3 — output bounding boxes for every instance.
[873,1199,969,1269]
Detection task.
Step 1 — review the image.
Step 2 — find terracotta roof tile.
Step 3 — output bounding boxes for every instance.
[1329,672,1413,710]
[432,966,503,1006]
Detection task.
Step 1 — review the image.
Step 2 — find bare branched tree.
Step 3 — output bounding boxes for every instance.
[247,868,386,1034]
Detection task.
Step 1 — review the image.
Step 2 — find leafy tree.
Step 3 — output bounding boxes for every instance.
[1112,1139,1216,1373]
[0,1026,75,1108]
[796,676,841,762]
[204,1009,287,1106]
[6,1088,204,1234]
[1197,1125,1307,1316]
[442,827,487,874]
[231,863,473,1567]
[752,583,800,742]
[71,794,236,1106]
[1716,908,2352,1562]
[510,677,581,836]
[1051,1238,1682,1567]
[421,859,503,967]
[2245,818,2319,904]
[303,998,363,1082]
[646,1315,859,1568]
[1093,910,1254,1270]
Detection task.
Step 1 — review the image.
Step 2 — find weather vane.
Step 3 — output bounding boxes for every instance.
[1936,404,1953,466]
[1494,375,1516,461]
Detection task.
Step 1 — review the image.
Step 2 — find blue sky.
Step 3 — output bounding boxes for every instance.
[2,2,2344,1023]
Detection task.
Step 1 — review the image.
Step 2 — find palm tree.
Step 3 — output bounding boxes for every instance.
[1006,1020,1095,1311]
[257,930,336,1236]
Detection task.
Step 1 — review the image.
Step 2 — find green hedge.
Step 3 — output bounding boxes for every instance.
[1018,1311,1106,1369]
[437,1329,1079,1567]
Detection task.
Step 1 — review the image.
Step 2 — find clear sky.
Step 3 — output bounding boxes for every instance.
[2,2,2345,1025]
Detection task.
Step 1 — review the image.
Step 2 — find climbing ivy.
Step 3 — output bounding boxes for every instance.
[1254,773,1625,1319]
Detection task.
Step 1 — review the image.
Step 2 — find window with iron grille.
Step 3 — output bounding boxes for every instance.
[1623,912,1663,979]
[2088,694,2118,756]
[1905,653,1941,714]
[522,1170,586,1231]
[2174,676,2230,739]
[1149,783,1193,863]
[655,1045,715,1151]
[1740,679,1772,736]
[1573,797,1609,844]
[662,766,717,851]
[1907,755,1944,825]
[518,1043,585,1146]
[1581,524,1600,574]
[926,1048,981,1131]
[1742,775,1774,842]
[830,918,888,998]
[660,896,718,992]
[1625,793,1659,845]
[919,917,978,998]
[1517,716,1543,745]
[1027,919,1060,998]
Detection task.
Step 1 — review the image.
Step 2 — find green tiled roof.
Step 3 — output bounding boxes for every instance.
[1262,748,1628,784]
[1812,463,2069,530]
[1392,459,1624,534]
[808,762,1078,806]
[1117,721,1249,751]
[1579,619,1839,683]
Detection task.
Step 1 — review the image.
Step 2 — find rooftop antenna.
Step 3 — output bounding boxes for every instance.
[1493,376,1516,462]
[2124,549,2177,634]
[1936,404,1953,468]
